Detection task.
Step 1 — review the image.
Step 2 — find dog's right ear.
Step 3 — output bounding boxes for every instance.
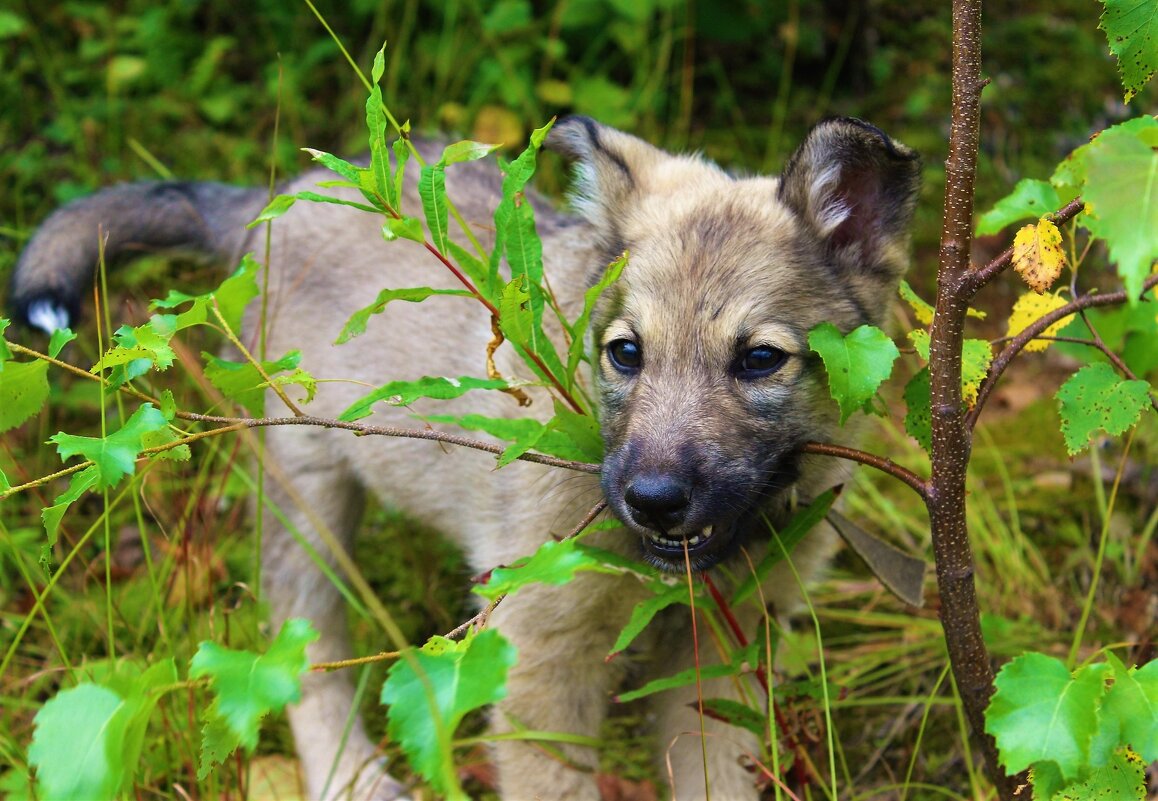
[545,116,667,233]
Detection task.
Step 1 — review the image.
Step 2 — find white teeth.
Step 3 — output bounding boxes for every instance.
[647,525,715,549]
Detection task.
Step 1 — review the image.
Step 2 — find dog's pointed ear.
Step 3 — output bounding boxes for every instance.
[545,116,666,231]
[778,118,921,277]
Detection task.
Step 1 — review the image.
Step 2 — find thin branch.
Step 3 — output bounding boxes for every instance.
[964,197,1086,297]
[800,442,928,500]
[968,273,1158,428]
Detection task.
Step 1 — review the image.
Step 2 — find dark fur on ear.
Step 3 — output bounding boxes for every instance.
[778,117,921,278]
[544,116,664,234]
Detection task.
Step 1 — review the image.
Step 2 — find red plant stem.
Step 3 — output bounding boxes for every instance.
[800,442,928,499]
[967,272,1158,429]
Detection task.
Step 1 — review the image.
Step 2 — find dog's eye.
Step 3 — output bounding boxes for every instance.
[607,339,642,373]
[737,346,788,378]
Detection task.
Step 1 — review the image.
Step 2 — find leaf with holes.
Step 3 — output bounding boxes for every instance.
[190,619,318,777]
[1006,292,1075,353]
[1012,218,1068,293]
[382,629,516,799]
[1096,654,1158,763]
[1056,362,1152,455]
[809,323,899,424]
[1099,0,1158,102]
[1055,748,1148,800]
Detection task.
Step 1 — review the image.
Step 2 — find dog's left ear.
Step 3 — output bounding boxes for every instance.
[778,118,921,278]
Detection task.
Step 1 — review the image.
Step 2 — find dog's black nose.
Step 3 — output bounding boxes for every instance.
[624,474,690,531]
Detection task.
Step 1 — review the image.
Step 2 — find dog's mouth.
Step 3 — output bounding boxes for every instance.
[639,521,737,570]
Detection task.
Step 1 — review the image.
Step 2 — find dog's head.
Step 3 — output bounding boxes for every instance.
[547,117,921,570]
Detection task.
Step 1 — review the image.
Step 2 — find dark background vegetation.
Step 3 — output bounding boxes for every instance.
[1,1,1155,798]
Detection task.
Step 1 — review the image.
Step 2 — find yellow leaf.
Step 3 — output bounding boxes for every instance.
[1012,218,1067,293]
[1005,292,1074,353]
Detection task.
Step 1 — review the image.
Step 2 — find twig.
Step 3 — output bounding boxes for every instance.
[209,301,304,417]
[968,273,1158,428]
[800,442,928,499]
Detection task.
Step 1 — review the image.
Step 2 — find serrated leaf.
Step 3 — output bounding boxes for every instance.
[0,359,49,433]
[152,255,259,335]
[1055,362,1152,455]
[985,653,1109,780]
[608,582,686,657]
[808,323,900,424]
[1099,0,1158,102]
[1012,218,1068,293]
[42,466,99,544]
[190,618,318,774]
[1099,654,1158,763]
[28,659,177,801]
[1055,747,1147,800]
[424,413,594,463]
[903,367,932,454]
[340,376,513,422]
[962,338,994,407]
[203,350,302,417]
[732,490,837,604]
[49,404,168,490]
[899,281,935,326]
[94,315,178,388]
[382,629,516,798]
[474,539,616,601]
[47,327,76,359]
[977,179,1070,236]
[267,367,317,407]
[1006,292,1076,353]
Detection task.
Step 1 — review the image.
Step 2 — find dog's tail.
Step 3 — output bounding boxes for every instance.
[9,181,267,333]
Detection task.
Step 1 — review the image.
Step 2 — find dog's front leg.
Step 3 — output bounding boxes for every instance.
[486,572,642,800]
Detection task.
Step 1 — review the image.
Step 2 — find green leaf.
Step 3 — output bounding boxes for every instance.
[248,193,298,226]
[340,376,514,422]
[985,653,1110,780]
[0,359,49,433]
[382,216,425,243]
[1054,747,1148,800]
[419,164,449,253]
[1099,0,1158,102]
[903,367,933,454]
[203,350,302,417]
[548,402,603,461]
[424,413,595,463]
[567,253,627,386]
[190,618,318,776]
[28,659,177,801]
[152,255,259,334]
[336,287,473,345]
[47,327,76,359]
[42,466,99,544]
[366,45,396,209]
[808,323,900,424]
[50,404,169,490]
[1052,117,1158,303]
[976,179,1071,236]
[732,491,838,603]
[382,629,516,798]
[94,315,178,387]
[616,660,740,704]
[701,698,767,738]
[439,139,500,166]
[962,338,994,407]
[393,131,411,211]
[0,318,11,365]
[1055,362,1152,455]
[474,539,616,602]
[303,148,364,183]
[608,582,686,657]
[1098,655,1158,763]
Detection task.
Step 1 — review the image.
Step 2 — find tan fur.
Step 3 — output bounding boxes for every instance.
[9,116,919,801]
